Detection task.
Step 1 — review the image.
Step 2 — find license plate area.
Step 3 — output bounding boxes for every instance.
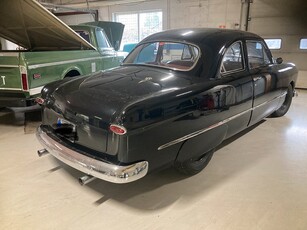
[52,118,78,143]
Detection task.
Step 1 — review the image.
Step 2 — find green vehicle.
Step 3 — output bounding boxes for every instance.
[0,0,126,109]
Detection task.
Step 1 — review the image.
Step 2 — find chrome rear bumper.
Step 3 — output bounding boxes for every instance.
[36,126,148,184]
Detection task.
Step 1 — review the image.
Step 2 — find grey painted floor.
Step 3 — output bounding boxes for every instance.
[1,90,307,230]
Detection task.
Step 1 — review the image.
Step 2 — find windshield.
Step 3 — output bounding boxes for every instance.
[123,41,200,71]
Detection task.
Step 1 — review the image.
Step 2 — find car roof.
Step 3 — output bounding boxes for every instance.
[135,28,264,78]
[140,28,262,48]
[70,25,97,31]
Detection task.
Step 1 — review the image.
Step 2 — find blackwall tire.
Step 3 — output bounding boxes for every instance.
[271,85,293,117]
[174,149,215,175]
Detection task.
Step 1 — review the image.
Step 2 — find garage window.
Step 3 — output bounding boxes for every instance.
[299,38,307,49]
[113,11,162,50]
[264,39,282,50]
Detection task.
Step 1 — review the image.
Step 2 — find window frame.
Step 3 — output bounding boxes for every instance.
[123,41,201,72]
[220,40,246,76]
[246,40,273,70]
[75,30,92,45]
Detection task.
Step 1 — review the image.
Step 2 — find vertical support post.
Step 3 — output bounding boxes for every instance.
[94,9,98,22]
[240,0,252,31]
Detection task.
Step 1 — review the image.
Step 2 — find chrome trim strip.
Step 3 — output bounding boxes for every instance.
[29,86,44,95]
[28,57,102,70]
[36,126,148,184]
[158,109,252,150]
[0,52,19,57]
[253,92,287,110]
[0,87,22,91]
[158,92,287,150]
[0,65,19,68]
[158,121,225,151]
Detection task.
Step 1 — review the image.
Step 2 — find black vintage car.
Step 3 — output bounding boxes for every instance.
[36,28,298,184]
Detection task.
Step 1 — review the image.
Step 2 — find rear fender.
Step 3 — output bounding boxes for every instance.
[176,124,228,162]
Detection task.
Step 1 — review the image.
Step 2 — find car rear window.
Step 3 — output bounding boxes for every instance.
[123,41,200,71]
[75,30,91,44]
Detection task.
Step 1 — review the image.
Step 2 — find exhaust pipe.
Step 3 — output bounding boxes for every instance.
[37,149,49,157]
[79,175,96,186]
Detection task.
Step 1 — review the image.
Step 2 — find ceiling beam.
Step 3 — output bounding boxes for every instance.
[58,0,151,8]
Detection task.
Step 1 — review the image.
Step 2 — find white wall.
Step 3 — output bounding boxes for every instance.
[58,0,242,30]
[249,0,307,88]
[0,38,19,50]
[58,14,95,25]
[169,0,241,29]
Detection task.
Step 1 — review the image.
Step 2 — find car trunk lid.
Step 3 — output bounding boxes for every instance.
[45,66,193,154]
[52,66,192,119]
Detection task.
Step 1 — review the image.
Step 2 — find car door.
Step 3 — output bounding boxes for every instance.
[246,40,281,126]
[159,41,254,163]
[216,40,254,139]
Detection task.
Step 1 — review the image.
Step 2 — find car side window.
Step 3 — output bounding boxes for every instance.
[221,41,244,74]
[246,41,271,69]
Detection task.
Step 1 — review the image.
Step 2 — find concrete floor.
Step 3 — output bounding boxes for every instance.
[1,90,307,230]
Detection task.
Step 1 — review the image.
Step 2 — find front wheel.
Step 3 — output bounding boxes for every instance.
[271,85,293,117]
[174,149,215,175]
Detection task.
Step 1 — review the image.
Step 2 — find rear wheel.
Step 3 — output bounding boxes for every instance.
[64,70,80,78]
[271,85,293,117]
[174,149,215,175]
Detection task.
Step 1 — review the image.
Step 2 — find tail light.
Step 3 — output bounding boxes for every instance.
[35,97,45,105]
[20,66,29,91]
[110,124,127,135]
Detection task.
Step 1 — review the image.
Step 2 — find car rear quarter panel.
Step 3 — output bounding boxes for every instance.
[116,76,253,171]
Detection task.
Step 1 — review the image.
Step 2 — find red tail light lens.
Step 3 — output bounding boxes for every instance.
[21,73,29,91]
[110,124,127,135]
[35,97,45,105]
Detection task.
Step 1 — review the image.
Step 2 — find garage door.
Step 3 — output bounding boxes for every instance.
[248,0,307,88]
